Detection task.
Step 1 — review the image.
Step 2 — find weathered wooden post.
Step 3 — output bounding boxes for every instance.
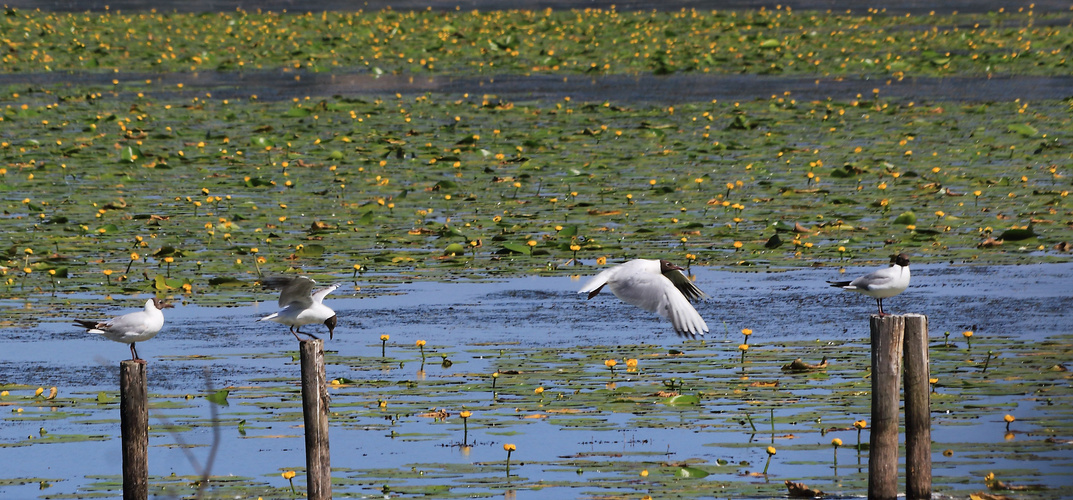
[868,315,904,500]
[299,339,332,500]
[903,314,932,499]
[120,360,148,500]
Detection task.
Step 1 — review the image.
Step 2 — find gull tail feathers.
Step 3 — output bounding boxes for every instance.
[73,319,98,329]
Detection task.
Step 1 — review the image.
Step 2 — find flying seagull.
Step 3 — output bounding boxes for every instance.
[578,259,708,337]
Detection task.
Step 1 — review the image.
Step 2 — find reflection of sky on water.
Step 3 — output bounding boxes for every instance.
[11,261,1073,369]
[1,261,1071,497]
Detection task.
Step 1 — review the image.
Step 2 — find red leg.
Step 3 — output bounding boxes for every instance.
[293,326,319,340]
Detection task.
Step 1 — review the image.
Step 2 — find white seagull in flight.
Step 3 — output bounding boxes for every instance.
[579,259,708,337]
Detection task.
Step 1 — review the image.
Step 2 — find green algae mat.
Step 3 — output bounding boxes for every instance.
[1,85,1070,313]
[2,7,1071,78]
[2,7,1071,311]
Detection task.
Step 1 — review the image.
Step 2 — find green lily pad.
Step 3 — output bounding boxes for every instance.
[999,226,1036,241]
[894,211,917,225]
[663,394,700,405]
[1006,124,1038,137]
[296,244,326,258]
[499,243,532,255]
[675,466,709,478]
[205,389,229,406]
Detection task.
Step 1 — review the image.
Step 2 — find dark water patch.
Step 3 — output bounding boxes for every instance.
[5,71,1073,103]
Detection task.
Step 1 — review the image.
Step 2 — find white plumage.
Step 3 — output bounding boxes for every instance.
[828,253,911,316]
[73,298,172,360]
[259,276,339,341]
[579,259,708,337]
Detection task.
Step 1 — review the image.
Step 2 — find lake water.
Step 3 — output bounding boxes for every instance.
[2,0,1072,495]
[2,261,1071,498]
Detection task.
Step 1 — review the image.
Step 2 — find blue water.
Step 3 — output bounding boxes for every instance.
[1,262,1072,497]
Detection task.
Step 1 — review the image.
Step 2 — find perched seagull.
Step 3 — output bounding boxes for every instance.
[578,259,709,337]
[73,298,172,360]
[828,253,911,316]
[259,276,339,341]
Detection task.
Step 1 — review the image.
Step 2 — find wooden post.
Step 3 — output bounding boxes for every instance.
[300,339,332,500]
[869,315,904,500]
[120,360,148,500]
[903,314,932,500]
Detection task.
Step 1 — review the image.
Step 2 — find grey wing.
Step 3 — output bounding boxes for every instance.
[103,311,148,333]
[263,276,316,308]
[664,269,708,302]
[850,268,894,291]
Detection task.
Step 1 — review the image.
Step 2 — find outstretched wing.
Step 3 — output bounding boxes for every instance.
[262,276,316,308]
[312,283,341,303]
[663,269,707,302]
[657,283,709,337]
[578,267,618,299]
[611,272,708,337]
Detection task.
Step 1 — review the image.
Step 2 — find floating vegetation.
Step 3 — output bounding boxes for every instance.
[1,82,1070,320]
[1,3,1071,499]
[1,7,1071,78]
[2,332,1071,498]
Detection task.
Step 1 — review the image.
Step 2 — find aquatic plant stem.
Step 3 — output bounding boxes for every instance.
[745,413,757,432]
[503,444,516,476]
[770,408,775,439]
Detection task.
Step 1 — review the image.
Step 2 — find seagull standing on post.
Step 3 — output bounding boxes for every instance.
[259,276,339,341]
[578,259,708,337]
[827,253,911,316]
[73,298,173,360]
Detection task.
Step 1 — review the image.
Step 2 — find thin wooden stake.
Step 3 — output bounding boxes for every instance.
[903,314,932,500]
[869,315,904,500]
[300,339,332,500]
[120,360,148,500]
